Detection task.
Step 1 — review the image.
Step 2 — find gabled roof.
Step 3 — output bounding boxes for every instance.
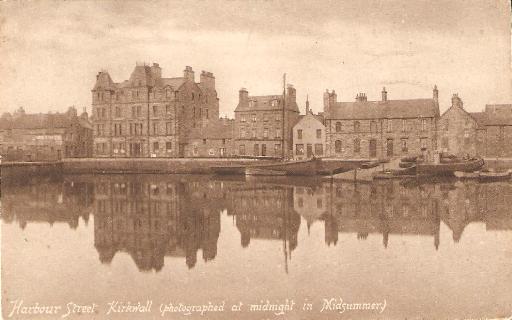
[161,77,186,90]
[235,95,300,113]
[326,99,439,120]
[294,113,325,129]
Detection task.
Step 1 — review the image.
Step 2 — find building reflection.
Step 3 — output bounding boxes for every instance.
[292,179,512,249]
[2,175,512,272]
[92,175,223,272]
[225,182,300,273]
[1,176,93,229]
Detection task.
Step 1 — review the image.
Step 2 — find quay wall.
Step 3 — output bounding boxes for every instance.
[61,158,263,174]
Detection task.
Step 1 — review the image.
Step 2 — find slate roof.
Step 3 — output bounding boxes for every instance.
[161,77,186,89]
[235,95,300,113]
[484,104,512,125]
[326,99,439,120]
[0,113,91,130]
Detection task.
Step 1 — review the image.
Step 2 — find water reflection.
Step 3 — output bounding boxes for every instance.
[2,175,512,272]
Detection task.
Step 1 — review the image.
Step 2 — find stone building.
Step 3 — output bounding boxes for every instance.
[186,117,235,157]
[233,85,300,159]
[437,94,484,157]
[292,99,326,160]
[323,87,440,160]
[91,63,221,158]
[471,104,512,158]
[0,107,93,161]
[439,98,512,158]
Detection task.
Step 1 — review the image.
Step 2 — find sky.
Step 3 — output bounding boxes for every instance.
[0,0,511,117]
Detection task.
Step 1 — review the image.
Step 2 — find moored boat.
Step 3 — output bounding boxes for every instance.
[245,167,287,176]
[416,158,484,176]
[478,170,511,182]
[454,171,480,179]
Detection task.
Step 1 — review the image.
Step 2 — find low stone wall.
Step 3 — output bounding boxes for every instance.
[62,158,263,174]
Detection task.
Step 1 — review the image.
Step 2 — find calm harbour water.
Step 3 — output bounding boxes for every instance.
[1,174,512,319]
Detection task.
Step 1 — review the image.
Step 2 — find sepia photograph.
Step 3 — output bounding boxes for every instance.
[0,0,511,319]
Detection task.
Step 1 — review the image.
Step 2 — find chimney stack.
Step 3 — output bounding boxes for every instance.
[239,88,248,106]
[356,93,367,102]
[381,87,387,102]
[183,66,195,82]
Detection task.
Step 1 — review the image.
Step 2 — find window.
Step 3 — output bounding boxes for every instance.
[263,114,268,122]
[241,115,246,122]
[205,109,209,119]
[335,121,341,132]
[153,105,158,116]
[401,138,408,153]
[316,129,322,139]
[263,128,268,138]
[136,106,141,117]
[252,129,256,138]
[165,142,172,151]
[240,128,245,138]
[354,121,360,132]
[101,108,106,118]
[239,144,245,155]
[274,144,280,152]
[420,138,428,150]
[317,198,323,209]
[335,140,342,153]
[249,100,254,108]
[444,120,449,131]
[315,143,323,155]
[370,121,377,133]
[253,144,259,156]
[354,138,360,153]
[441,137,449,149]
[153,122,158,135]
[203,139,207,145]
[422,118,427,131]
[297,129,303,139]
[402,119,407,132]
[275,115,280,122]
[166,105,171,114]
[386,119,392,132]
[132,106,136,118]
[153,142,159,151]
[276,128,281,138]
[271,100,278,107]
[296,144,304,155]
[166,122,172,135]
[252,114,257,122]
[115,107,121,118]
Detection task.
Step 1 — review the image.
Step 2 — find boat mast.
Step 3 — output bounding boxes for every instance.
[282,73,286,160]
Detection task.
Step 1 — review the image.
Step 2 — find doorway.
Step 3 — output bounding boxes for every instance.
[369,139,377,158]
[307,144,313,158]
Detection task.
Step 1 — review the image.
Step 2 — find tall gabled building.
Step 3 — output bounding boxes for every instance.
[233,85,300,159]
[91,63,219,157]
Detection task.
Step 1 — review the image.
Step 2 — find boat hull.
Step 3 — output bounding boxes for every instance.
[416,158,484,176]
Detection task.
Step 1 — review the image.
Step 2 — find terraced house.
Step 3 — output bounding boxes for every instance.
[92,63,220,157]
[234,85,300,158]
[323,87,440,160]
